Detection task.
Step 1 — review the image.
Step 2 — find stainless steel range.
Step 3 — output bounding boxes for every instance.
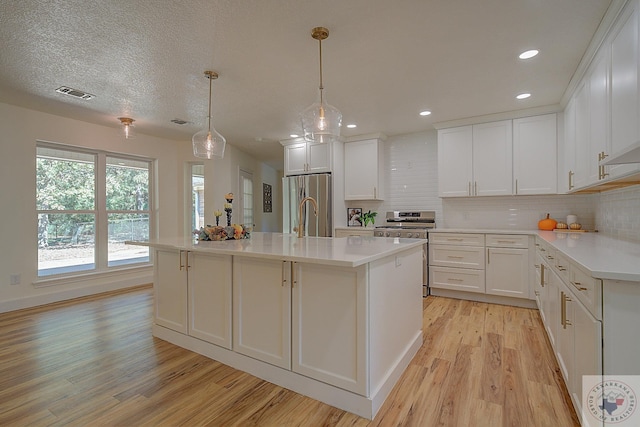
[374,211,436,297]
[374,211,436,238]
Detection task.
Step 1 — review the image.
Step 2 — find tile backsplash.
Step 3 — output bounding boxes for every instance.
[442,195,596,230]
[595,185,640,242]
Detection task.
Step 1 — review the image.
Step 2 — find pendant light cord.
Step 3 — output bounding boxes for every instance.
[207,74,212,132]
[318,38,324,104]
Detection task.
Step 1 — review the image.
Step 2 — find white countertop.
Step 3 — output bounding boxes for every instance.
[127,232,426,268]
[430,228,640,282]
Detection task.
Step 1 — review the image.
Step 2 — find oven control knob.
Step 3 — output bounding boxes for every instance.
[395,232,401,237]
[407,233,413,238]
[385,232,390,237]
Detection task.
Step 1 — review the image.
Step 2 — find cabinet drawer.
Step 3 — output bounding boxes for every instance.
[429,233,485,246]
[569,264,602,320]
[430,265,485,293]
[554,252,570,283]
[334,228,374,238]
[429,244,485,269]
[486,234,528,248]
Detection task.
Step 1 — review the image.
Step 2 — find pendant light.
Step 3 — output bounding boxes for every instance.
[192,70,226,159]
[118,117,135,139]
[300,27,342,144]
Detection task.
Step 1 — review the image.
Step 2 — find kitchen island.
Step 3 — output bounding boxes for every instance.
[127,233,426,419]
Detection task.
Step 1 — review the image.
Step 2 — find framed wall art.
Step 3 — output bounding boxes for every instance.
[347,207,362,227]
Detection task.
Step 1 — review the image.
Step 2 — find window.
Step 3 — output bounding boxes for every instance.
[190,163,205,231]
[37,144,152,277]
[239,169,253,229]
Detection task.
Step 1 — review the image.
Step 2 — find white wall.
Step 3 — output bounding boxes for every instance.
[0,102,279,311]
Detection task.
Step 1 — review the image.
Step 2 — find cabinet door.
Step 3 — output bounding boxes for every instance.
[587,48,609,184]
[545,266,561,350]
[534,257,547,323]
[513,114,557,195]
[562,99,577,193]
[233,258,291,369]
[573,80,590,189]
[572,298,602,417]
[188,252,232,349]
[556,284,575,389]
[429,265,485,293]
[438,126,473,197]
[154,249,188,334]
[292,262,367,395]
[344,139,383,200]
[609,3,640,179]
[284,143,307,175]
[307,141,332,174]
[472,120,513,196]
[486,247,529,298]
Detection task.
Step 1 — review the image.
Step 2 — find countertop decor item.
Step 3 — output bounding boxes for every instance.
[569,222,582,230]
[361,210,377,227]
[192,70,226,159]
[213,210,223,226]
[224,193,234,226]
[538,213,557,230]
[556,222,569,229]
[195,224,250,241]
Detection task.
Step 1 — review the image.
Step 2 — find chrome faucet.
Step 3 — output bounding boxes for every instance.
[297,196,318,238]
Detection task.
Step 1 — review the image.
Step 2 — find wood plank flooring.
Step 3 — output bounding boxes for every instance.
[0,286,580,426]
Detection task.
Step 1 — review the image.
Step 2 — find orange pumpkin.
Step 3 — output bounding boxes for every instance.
[538,213,557,231]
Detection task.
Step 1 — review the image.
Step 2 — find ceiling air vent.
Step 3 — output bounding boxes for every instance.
[171,118,190,125]
[55,86,95,100]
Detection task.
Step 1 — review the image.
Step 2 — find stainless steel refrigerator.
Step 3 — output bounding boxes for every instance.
[283,173,332,237]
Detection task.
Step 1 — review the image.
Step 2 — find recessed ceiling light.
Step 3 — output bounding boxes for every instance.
[519,49,539,59]
[290,134,299,138]
[346,124,357,129]
[516,93,531,100]
[419,110,432,116]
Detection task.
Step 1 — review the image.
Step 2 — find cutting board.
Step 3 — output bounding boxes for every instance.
[553,229,588,233]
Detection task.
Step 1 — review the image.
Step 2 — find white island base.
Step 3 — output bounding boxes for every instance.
[131,234,425,419]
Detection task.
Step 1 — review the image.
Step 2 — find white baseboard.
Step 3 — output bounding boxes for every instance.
[0,273,153,313]
[429,288,537,309]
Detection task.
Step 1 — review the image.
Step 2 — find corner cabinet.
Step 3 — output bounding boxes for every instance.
[283,140,332,176]
[437,120,513,197]
[512,114,557,195]
[344,137,385,200]
[154,249,232,349]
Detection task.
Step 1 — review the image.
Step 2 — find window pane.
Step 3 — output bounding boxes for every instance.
[36,149,95,210]
[38,213,95,276]
[106,157,149,211]
[108,213,150,266]
[191,164,204,231]
[243,176,253,228]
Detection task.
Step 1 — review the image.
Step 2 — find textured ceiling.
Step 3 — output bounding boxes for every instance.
[0,0,612,170]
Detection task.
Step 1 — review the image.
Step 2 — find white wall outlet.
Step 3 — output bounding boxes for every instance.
[10,274,20,285]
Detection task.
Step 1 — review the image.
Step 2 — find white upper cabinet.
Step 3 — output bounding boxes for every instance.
[513,114,558,195]
[609,2,640,178]
[283,140,332,176]
[472,120,513,196]
[438,121,512,197]
[562,99,577,193]
[344,137,385,200]
[573,80,590,190]
[438,126,473,197]
[587,47,610,184]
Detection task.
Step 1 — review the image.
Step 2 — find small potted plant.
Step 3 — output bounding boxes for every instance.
[361,210,377,227]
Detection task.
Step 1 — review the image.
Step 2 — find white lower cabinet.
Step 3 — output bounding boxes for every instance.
[154,249,232,349]
[535,237,603,421]
[291,262,368,395]
[429,233,531,301]
[233,257,291,369]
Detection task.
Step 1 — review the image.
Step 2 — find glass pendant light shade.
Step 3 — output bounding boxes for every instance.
[301,92,342,143]
[301,27,342,143]
[193,70,226,159]
[118,117,136,139]
[192,123,226,159]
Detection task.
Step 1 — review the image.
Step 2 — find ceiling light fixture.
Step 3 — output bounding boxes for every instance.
[290,134,299,138]
[519,49,539,59]
[419,110,432,116]
[516,93,531,100]
[300,27,342,144]
[192,70,226,159]
[118,117,135,139]
[346,124,357,129]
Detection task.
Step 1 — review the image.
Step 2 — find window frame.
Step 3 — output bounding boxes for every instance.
[36,141,155,283]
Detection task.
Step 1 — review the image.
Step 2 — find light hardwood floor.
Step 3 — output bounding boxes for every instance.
[0,286,579,426]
